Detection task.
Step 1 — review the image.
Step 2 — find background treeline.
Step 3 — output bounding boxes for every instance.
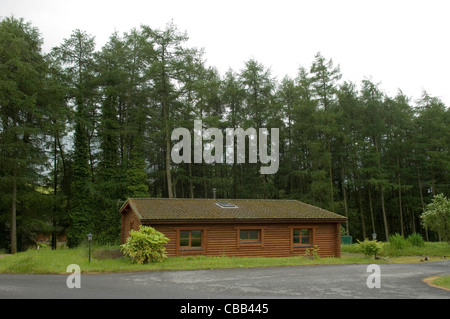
[1,17,449,252]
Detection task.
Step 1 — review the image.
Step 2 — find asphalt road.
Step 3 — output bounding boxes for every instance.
[0,261,449,299]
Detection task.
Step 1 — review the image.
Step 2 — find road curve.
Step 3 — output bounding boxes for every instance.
[0,260,449,299]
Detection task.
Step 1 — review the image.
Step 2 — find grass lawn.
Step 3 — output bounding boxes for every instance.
[0,245,385,274]
[341,240,450,259]
[1,242,448,275]
[431,275,450,290]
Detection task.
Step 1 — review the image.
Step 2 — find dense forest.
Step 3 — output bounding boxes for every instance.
[1,17,449,252]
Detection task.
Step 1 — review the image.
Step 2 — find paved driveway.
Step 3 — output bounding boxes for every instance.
[0,261,449,299]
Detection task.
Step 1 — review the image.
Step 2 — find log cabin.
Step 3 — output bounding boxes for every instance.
[120,198,346,258]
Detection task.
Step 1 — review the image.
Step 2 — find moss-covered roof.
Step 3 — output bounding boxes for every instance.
[120,198,346,222]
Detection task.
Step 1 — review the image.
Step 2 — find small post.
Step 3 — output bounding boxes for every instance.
[87,233,93,263]
[212,188,217,200]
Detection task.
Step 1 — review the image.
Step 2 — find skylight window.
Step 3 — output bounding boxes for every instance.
[216,201,238,208]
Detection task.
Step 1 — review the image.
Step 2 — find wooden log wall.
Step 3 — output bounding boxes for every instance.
[146,222,342,258]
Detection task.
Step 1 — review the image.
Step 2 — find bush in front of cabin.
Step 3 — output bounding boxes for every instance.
[120,226,169,264]
[304,245,320,260]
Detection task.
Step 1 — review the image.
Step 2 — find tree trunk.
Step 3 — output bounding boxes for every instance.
[172,175,177,198]
[340,162,349,235]
[163,93,173,198]
[11,170,17,254]
[328,144,334,212]
[358,186,367,239]
[417,164,428,241]
[161,43,173,199]
[52,135,58,250]
[233,162,237,199]
[188,163,194,198]
[203,164,208,198]
[380,186,389,241]
[368,187,376,234]
[165,132,173,198]
[397,155,404,236]
[375,138,389,240]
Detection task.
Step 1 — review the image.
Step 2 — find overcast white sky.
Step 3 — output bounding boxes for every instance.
[3,0,450,105]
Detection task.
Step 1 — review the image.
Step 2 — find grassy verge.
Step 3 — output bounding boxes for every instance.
[341,241,450,263]
[424,275,450,291]
[432,276,450,290]
[0,246,383,274]
[341,241,450,258]
[0,242,448,275]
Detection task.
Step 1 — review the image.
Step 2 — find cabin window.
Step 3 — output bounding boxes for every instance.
[239,229,261,243]
[293,228,312,246]
[235,227,265,248]
[179,230,203,249]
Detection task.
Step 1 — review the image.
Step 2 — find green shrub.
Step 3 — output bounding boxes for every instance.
[304,245,320,260]
[120,226,169,264]
[357,239,384,259]
[388,233,409,250]
[421,193,450,243]
[406,233,425,247]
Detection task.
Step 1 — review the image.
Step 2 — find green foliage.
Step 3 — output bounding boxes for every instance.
[0,16,51,253]
[388,232,426,250]
[1,242,448,274]
[1,15,450,253]
[406,233,425,247]
[120,226,169,264]
[126,155,149,198]
[304,245,320,260]
[388,233,409,250]
[0,245,388,274]
[421,194,450,243]
[357,239,384,259]
[53,29,97,248]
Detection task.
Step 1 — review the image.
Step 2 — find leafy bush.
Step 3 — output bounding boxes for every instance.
[388,233,409,250]
[304,245,320,260]
[120,226,169,264]
[357,239,384,259]
[421,193,450,243]
[406,233,425,247]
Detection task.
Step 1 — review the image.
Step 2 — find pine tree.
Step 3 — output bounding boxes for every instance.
[94,32,130,244]
[360,79,390,241]
[309,53,342,211]
[336,81,362,236]
[276,76,300,196]
[221,69,246,198]
[40,49,72,250]
[291,66,317,202]
[383,91,414,236]
[0,17,49,253]
[143,22,191,198]
[240,59,276,198]
[51,29,97,247]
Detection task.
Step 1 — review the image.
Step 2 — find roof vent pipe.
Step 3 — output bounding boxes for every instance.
[212,188,217,200]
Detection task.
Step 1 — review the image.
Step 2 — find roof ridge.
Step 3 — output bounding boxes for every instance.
[129,198,298,201]
[123,198,346,221]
